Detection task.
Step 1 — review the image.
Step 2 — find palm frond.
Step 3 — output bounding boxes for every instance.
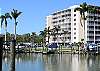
[0,15,5,18]
[75,2,88,27]
[17,12,22,16]
[75,7,81,11]
[11,9,22,20]
[0,18,4,28]
[75,7,83,16]
[80,2,87,9]
[5,13,12,19]
[0,15,5,28]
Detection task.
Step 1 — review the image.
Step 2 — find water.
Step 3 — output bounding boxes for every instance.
[2,54,100,71]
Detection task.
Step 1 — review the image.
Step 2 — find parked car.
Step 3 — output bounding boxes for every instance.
[87,43,97,51]
[48,43,58,48]
[47,43,58,54]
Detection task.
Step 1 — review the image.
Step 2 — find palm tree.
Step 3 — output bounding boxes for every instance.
[10,9,22,71]
[47,26,51,44]
[11,9,22,40]
[31,32,36,50]
[77,42,81,54]
[75,2,88,44]
[62,30,69,47]
[41,26,51,44]
[51,25,60,43]
[0,13,12,45]
[40,28,47,44]
[31,32,36,44]
[40,29,47,51]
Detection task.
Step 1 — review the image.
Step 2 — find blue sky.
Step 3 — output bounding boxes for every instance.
[0,0,100,34]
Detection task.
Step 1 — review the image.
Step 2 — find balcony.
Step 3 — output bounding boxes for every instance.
[87,28,94,31]
[87,33,94,36]
[87,38,94,41]
[95,29,100,31]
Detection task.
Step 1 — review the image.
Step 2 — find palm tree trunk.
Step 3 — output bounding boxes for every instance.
[47,33,49,44]
[82,14,86,48]
[94,14,95,43]
[10,39,16,71]
[10,19,16,71]
[14,19,17,40]
[4,22,7,51]
[48,35,49,44]
[64,34,66,47]
[43,37,45,51]
[5,24,7,44]
[83,20,85,43]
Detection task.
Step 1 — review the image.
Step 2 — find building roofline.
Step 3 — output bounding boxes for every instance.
[51,5,79,15]
[48,4,100,16]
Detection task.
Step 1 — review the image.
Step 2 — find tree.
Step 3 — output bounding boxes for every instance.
[39,27,52,52]
[75,2,88,44]
[51,25,60,43]
[10,9,22,71]
[31,32,36,44]
[16,34,23,43]
[47,26,51,44]
[0,13,12,44]
[76,42,81,54]
[39,28,47,44]
[11,9,22,40]
[40,26,51,44]
[62,30,69,47]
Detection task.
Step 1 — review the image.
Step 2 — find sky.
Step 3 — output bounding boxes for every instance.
[0,0,100,35]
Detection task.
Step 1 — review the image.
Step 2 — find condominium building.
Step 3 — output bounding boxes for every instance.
[46,5,100,44]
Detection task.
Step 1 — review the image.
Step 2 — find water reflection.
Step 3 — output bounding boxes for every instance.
[2,54,100,71]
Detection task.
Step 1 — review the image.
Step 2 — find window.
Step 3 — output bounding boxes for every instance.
[65,14,67,17]
[74,28,76,30]
[74,37,76,39]
[74,23,76,25]
[59,20,61,22]
[65,10,68,12]
[74,19,76,21]
[65,23,67,25]
[53,17,58,19]
[61,11,64,13]
[68,14,71,16]
[74,14,76,16]
[74,10,76,12]
[62,15,65,17]
[62,19,65,22]
[68,28,71,30]
[74,32,76,35]
[52,21,57,23]
[68,9,71,12]
[69,32,71,34]
[53,13,57,15]
[69,23,71,25]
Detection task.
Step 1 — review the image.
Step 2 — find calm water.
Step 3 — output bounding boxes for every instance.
[2,54,100,71]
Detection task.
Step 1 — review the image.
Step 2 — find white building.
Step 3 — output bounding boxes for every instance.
[46,5,100,45]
